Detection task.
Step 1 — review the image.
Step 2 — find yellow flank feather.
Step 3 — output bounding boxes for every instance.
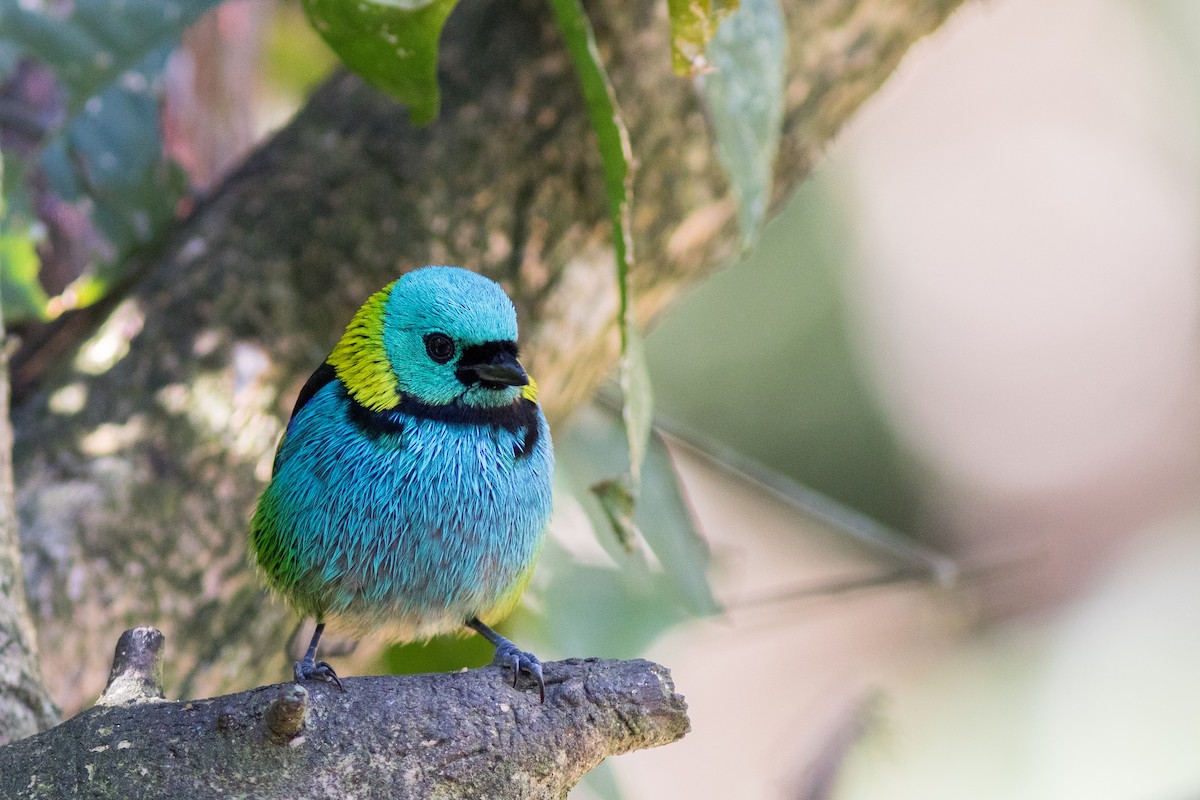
[478,557,540,627]
[521,376,539,403]
[328,282,401,411]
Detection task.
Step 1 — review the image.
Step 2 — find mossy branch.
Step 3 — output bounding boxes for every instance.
[0,628,689,799]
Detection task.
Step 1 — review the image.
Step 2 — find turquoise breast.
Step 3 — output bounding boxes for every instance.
[252,380,553,636]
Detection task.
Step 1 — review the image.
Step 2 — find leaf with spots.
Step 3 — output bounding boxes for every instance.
[668,0,739,75]
[302,0,459,126]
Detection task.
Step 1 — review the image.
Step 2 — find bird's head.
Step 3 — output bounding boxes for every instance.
[329,266,536,411]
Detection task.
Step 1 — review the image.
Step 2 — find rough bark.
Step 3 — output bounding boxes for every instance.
[9,0,966,714]
[0,628,688,799]
[0,300,59,743]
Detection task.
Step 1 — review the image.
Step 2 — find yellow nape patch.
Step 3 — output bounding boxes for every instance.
[328,282,401,411]
[521,376,539,403]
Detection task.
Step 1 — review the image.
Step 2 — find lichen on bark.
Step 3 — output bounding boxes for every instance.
[0,629,689,800]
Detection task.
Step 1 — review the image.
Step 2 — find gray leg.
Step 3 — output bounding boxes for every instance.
[293,621,343,690]
[466,617,545,703]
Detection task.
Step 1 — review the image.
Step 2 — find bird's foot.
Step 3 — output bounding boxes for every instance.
[293,657,343,691]
[493,641,545,704]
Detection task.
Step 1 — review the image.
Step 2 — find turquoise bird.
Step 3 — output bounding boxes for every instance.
[250,266,554,700]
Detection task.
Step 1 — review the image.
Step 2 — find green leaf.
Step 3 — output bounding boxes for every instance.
[701,0,786,248]
[0,230,49,324]
[637,425,720,614]
[668,0,739,75]
[549,0,653,499]
[0,158,49,324]
[382,630,493,676]
[302,0,458,125]
[589,475,641,554]
[619,326,653,483]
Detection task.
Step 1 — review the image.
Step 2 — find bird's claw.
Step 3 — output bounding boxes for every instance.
[293,658,344,691]
[494,642,545,703]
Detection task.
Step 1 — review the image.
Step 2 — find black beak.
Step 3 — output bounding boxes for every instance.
[457,348,528,388]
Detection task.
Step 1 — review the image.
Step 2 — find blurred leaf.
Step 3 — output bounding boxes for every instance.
[0,40,19,81]
[701,0,786,248]
[661,422,957,589]
[512,539,697,660]
[38,46,187,301]
[562,404,718,616]
[668,0,739,75]
[0,0,218,310]
[264,4,339,100]
[0,229,49,324]
[0,0,219,110]
[576,760,622,800]
[590,475,641,554]
[619,327,653,484]
[301,0,458,125]
[647,177,922,534]
[382,630,493,676]
[0,159,49,324]
[637,426,721,614]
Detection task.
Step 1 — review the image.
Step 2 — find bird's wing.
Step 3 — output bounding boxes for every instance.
[270,361,338,477]
[288,361,338,427]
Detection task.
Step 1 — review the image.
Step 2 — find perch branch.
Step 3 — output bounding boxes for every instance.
[0,628,689,799]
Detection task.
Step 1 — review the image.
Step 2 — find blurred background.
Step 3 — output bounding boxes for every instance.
[625,0,1200,797]
[7,0,1200,797]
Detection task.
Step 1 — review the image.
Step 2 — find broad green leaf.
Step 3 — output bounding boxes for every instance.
[701,0,786,248]
[302,0,458,125]
[668,0,739,75]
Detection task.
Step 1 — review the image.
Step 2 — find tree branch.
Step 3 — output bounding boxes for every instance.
[0,629,689,799]
[0,269,59,744]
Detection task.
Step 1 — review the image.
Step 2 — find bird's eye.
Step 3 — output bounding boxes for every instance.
[424,333,455,364]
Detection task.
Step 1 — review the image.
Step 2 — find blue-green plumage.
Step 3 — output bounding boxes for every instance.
[250,266,554,692]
